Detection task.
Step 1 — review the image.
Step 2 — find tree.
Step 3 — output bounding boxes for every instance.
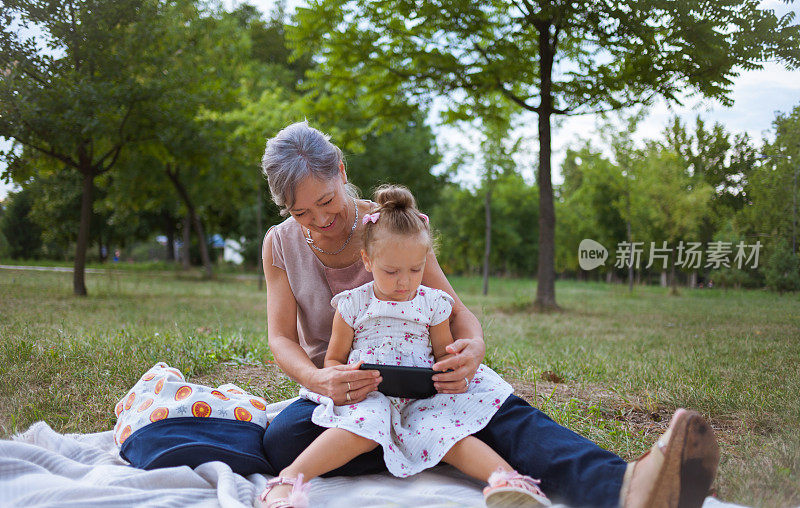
[737,103,800,257]
[601,112,715,288]
[442,102,522,294]
[604,111,652,290]
[0,0,200,294]
[764,238,800,293]
[664,116,758,251]
[556,143,626,277]
[431,183,482,274]
[345,114,443,211]
[290,0,800,309]
[633,143,713,287]
[93,3,250,277]
[433,172,539,278]
[479,107,523,295]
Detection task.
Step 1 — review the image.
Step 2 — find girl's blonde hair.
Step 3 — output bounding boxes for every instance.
[362,185,432,255]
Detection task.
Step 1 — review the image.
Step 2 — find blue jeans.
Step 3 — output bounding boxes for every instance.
[262,394,627,507]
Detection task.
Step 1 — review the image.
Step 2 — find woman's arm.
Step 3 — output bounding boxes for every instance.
[263,230,380,404]
[421,250,486,393]
[263,230,318,386]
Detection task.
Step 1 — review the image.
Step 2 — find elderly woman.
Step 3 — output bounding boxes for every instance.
[260,121,719,507]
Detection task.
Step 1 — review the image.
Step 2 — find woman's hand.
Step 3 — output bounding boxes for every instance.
[431,338,485,394]
[311,360,382,405]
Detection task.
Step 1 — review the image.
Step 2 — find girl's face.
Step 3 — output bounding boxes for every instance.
[361,232,429,302]
[289,164,352,241]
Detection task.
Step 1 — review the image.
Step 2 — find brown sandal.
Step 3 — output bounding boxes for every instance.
[625,408,720,508]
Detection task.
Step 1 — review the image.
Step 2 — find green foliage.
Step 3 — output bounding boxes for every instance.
[346,115,442,210]
[233,2,313,89]
[0,188,42,259]
[665,116,759,245]
[736,104,800,254]
[0,0,228,292]
[556,144,626,273]
[433,172,538,276]
[0,230,8,259]
[290,1,800,119]
[708,220,763,289]
[0,0,197,176]
[560,113,725,280]
[289,0,799,305]
[764,238,800,294]
[633,144,714,248]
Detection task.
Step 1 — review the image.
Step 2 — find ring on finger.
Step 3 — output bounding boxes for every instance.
[464,377,469,387]
[347,382,351,391]
[346,391,351,402]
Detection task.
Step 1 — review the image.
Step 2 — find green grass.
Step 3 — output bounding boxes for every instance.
[1,268,798,506]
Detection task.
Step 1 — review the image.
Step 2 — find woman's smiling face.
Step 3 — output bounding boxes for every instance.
[289,165,352,240]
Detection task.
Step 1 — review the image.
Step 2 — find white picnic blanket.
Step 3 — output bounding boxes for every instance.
[0,399,745,508]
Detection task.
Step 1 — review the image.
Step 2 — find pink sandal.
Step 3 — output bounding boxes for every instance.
[483,469,552,507]
[259,474,310,508]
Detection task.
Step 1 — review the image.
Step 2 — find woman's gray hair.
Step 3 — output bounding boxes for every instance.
[262,121,358,216]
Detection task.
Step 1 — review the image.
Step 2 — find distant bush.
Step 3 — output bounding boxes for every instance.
[0,229,9,258]
[764,239,800,294]
[0,189,43,259]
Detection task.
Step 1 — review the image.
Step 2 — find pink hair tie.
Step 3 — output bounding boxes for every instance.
[418,213,429,225]
[362,212,380,225]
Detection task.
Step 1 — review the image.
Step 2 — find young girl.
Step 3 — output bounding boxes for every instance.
[260,185,550,508]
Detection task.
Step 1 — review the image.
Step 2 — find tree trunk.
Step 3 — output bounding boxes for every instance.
[103,228,109,263]
[191,211,213,278]
[482,184,492,296]
[660,270,667,287]
[182,215,191,270]
[690,271,697,288]
[96,220,105,263]
[165,218,175,262]
[73,169,94,296]
[166,164,213,277]
[534,21,558,310]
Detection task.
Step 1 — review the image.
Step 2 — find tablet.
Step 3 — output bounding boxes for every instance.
[359,363,440,399]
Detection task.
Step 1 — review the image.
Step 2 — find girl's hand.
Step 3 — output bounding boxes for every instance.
[431,338,485,394]
[312,360,382,405]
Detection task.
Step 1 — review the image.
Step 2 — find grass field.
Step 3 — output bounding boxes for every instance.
[1,267,798,507]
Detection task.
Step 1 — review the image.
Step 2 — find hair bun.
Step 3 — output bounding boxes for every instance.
[373,184,416,211]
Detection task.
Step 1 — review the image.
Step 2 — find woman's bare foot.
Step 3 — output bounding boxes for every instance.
[626,444,662,506]
[624,409,719,508]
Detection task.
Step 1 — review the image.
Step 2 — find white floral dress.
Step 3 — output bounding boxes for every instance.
[299,281,514,477]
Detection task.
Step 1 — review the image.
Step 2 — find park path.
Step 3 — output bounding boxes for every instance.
[0,264,261,281]
[0,264,107,273]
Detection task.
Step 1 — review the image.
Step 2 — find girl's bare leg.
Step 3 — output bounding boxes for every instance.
[442,435,514,482]
[263,428,379,504]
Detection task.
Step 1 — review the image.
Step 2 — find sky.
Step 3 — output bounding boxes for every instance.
[2,0,799,198]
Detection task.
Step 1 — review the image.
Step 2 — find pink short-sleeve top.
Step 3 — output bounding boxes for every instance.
[268,215,373,367]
